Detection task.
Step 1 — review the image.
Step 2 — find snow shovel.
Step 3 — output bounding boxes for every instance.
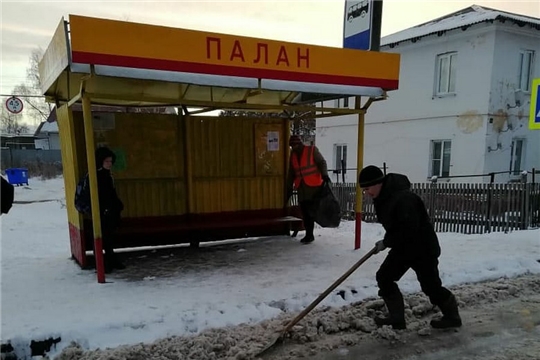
[256,246,378,357]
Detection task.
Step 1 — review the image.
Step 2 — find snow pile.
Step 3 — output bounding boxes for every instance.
[53,274,540,360]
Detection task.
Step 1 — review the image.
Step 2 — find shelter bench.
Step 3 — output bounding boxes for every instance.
[79,208,304,266]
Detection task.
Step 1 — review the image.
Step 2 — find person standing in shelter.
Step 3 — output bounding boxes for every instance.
[95,147,125,273]
[358,165,462,330]
[286,135,330,244]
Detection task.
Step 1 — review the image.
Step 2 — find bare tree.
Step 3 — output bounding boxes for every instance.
[8,48,51,128]
[290,115,316,145]
[0,105,30,134]
[26,48,43,90]
[219,109,316,144]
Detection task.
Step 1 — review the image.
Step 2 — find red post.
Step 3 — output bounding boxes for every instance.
[95,237,105,281]
[355,211,362,249]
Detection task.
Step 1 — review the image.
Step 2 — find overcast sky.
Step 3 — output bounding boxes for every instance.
[1,0,539,96]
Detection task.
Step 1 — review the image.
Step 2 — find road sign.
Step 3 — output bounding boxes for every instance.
[530,78,540,130]
[5,96,23,114]
[343,0,382,51]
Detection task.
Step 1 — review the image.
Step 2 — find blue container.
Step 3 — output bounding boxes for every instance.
[5,168,29,186]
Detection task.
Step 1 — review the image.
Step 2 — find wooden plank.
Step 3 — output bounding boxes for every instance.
[465,183,471,234]
[475,184,482,234]
[493,184,500,232]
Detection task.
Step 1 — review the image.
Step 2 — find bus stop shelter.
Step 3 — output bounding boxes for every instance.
[38,15,400,283]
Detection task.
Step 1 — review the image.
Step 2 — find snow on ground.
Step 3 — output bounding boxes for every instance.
[1,177,539,358]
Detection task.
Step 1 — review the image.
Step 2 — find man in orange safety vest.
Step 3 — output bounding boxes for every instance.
[286,135,330,244]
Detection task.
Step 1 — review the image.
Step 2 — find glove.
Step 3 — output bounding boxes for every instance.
[374,240,387,254]
[322,175,331,184]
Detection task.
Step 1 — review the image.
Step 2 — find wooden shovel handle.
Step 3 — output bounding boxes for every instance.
[281,246,378,335]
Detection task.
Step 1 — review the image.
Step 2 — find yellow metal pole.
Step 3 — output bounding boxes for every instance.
[283,118,290,207]
[354,96,365,250]
[82,94,106,283]
[183,112,194,214]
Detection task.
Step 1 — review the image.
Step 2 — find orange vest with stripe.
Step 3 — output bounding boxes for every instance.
[291,146,323,188]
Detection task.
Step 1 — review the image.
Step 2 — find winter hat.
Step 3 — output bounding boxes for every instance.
[95,146,116,169]
[289,135,303,147]
[358,165,385,188]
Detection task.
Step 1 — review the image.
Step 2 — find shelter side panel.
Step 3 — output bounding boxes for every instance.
[57,106,86,265]
[91,112,186,217]
[190,117,285,213]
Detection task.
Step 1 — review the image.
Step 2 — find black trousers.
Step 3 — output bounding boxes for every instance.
[376,250,452,306]
[299,200,315,237]
[101,213,119,256]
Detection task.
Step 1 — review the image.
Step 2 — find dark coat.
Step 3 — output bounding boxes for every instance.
[374,173,441,259]
[1,176,14,214]
[95,147,123,228]
[96,168,123,217]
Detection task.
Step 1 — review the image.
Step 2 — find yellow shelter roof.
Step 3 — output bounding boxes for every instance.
[39,15,400,111]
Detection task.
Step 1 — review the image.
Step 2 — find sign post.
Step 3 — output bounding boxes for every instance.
[343,0,383,51]
[530,78,540,130]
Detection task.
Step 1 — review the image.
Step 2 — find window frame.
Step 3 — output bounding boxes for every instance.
[434,52,457,96]
[518,50,534,93]
[429,139,452,177]
[334,97,350,108]
[509,138,526,177]
[333,143,348,174]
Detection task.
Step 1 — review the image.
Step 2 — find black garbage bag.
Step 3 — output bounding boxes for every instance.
[312,182,341,228]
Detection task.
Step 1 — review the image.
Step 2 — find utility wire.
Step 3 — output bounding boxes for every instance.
[0,94,45,98]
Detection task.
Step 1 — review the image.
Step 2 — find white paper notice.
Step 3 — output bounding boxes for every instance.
[267,131,279,151]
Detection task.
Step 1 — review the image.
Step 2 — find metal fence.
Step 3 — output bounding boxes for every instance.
[330,182,540,234]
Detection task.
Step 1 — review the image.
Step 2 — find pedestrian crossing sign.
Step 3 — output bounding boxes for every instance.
[530,78,540,130]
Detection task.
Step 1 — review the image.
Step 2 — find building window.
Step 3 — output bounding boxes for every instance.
[334,97,350,108]
[510,138,525,176]
[435,52,457,95]
[334,144,347,174]
[518,50,534,92]
[430,140,452,177]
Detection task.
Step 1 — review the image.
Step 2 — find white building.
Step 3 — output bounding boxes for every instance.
[316,5,540,183]
[34,120,60,150]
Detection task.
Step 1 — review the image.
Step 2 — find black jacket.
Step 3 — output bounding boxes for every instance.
[96,168,123,216]
[1,176,14,214]
[374,173,441,258]
[95,147,123,220]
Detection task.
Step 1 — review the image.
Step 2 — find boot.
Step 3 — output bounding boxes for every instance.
[300,234,315,244]
[430,294,462,329]
[301,220,315,244]
[104,258,114,274]
[375,293,406,330]
[111,253,126,270]
[113,258,126,270]
[104,252,125,272]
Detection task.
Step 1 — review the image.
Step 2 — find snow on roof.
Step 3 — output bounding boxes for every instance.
[34,120,59,137]
[38,121,58,133]
[382,5,540,47]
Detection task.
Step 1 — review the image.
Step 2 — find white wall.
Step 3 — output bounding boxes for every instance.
[375,25,494,125]
[317,121,358,183]
[49,134,61,150]
[484,25,540,182]
[317,21,540,184]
